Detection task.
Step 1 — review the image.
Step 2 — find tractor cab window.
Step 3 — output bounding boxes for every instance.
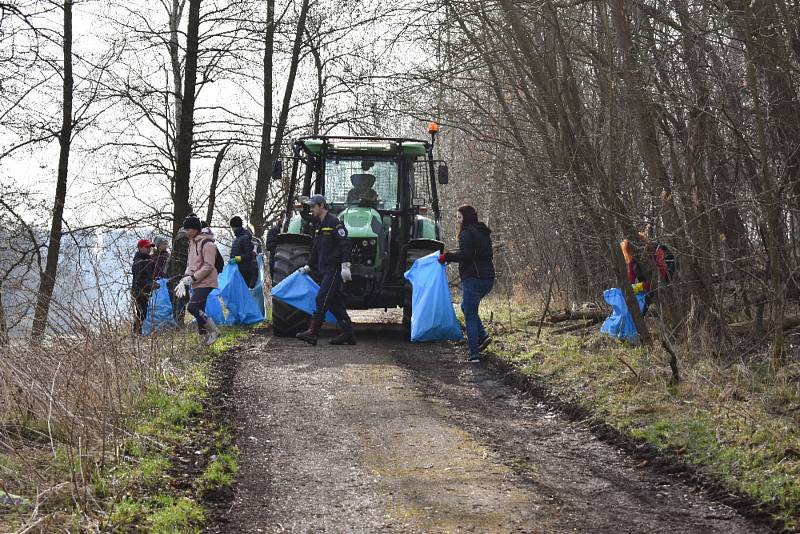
[324,157,399,211]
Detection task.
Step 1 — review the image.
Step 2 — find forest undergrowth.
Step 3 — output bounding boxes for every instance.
[480,294,800,530]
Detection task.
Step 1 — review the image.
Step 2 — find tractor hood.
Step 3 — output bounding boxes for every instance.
[338,207,383,238]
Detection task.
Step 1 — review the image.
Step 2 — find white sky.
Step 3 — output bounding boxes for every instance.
[0,0,440,229]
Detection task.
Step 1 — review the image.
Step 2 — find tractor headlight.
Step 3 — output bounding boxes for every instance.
[362,240,369,247]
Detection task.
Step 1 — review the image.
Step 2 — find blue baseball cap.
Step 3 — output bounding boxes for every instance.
[303,194,327,206]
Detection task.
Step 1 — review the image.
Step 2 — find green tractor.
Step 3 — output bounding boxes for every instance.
[269,127,450,337]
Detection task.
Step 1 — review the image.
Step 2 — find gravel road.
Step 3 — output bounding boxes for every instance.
[217,312,769,533]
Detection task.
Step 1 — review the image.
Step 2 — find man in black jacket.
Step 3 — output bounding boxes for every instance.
[295,195,356,346]
[132,239,155,334]
[227,216,258,288]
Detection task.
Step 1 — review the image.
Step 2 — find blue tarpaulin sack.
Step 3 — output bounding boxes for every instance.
[250,254,266,317]
[271,270,336,324]
[141,278,176,336]
[404,252,462,342]
[599,287,647,342]
[205,264,265,326]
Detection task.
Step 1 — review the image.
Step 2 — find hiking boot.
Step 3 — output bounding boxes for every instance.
[478,334,492,352]
[467,354,481,363]
[330,318,356,345]
[296,318,322,346]
[205,318,220,346]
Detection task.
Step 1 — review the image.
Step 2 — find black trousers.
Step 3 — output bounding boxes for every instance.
[132,288,150,334]
[238,263,258,289]
[313,271,351,328]
[187,287,213,330]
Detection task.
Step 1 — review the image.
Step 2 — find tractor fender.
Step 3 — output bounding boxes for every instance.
[402,239,444,260]
[274,232,313,248]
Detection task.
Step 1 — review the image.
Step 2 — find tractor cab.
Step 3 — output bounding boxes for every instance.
[270,129,450,337]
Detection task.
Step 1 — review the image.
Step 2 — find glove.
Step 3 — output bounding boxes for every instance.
[228,256,241,265]
[632,282,645,294]
[341,262,352,282]
[174,275,192,299]
[438,253,446,264]
[298,265,311,275]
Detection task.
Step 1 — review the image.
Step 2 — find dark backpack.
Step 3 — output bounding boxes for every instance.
[199,239,225,274]
[654,243,677,280]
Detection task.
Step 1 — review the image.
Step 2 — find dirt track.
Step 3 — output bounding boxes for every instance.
[214,312,769,533]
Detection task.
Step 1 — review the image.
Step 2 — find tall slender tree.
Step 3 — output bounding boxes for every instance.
[31,0,73,340]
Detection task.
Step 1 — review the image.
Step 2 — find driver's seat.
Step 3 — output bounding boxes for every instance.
[347,173,379,207]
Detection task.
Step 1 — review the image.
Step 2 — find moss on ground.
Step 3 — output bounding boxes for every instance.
[481,298,800,529]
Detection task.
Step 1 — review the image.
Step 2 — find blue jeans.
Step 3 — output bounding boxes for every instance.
[461,277,494,357]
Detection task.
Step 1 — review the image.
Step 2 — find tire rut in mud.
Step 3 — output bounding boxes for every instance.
[218,316,773,533]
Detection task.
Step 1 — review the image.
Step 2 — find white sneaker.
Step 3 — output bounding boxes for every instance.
[205,318,220,346]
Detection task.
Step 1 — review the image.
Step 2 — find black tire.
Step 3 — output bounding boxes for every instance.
[271,242,312,337]
[403,248,436,339]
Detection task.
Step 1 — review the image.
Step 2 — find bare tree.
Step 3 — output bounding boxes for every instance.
[31,0,74,340]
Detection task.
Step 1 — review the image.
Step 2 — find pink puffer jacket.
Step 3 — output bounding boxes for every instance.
[185,233,219,289]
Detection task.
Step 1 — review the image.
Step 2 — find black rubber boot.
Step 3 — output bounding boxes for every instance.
[296,317,322,346]
[329,318,356,345]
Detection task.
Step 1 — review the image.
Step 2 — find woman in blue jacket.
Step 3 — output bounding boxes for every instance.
[439,205,495,362]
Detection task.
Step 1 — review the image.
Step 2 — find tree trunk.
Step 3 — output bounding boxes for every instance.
[252,0,310,237]
[251,0,275,238]
[741,25,786,365]
[205,141,229,226]
[0,288,8,346]
[171,0,201,237]
[311,42,324,135]
[169,0,185,141]
[31,0,73,340]
[608,0,723,336]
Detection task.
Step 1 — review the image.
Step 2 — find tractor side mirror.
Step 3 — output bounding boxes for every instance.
[271,159,283,180]
[437,163,449,185]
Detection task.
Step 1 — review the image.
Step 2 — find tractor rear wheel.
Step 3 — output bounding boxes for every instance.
[271,242,312,337]
[403,248,436,339]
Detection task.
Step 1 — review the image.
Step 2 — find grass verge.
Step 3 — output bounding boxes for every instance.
[481,298,799,530]
[0,326,249,532]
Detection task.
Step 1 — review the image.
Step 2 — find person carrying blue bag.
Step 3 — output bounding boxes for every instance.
[227,216,259,289]
[295,194,356,346]
[438,204,496,363]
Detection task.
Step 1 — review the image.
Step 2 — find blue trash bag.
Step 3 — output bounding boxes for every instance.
[599,287,647,342]
[250,254,266,317]
[204,288,231,326]
[141,278,176,336]
[204,264,265,326]
[271,270,336,324]
[403,252,463,342]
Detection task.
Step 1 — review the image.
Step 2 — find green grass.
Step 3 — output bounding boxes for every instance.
[481,298,800,529]
[196,452,238,497]
[146,495,205,534]
[98,326,249,532]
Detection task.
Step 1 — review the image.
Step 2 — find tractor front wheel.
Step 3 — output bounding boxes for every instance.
[271,242,312,337]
